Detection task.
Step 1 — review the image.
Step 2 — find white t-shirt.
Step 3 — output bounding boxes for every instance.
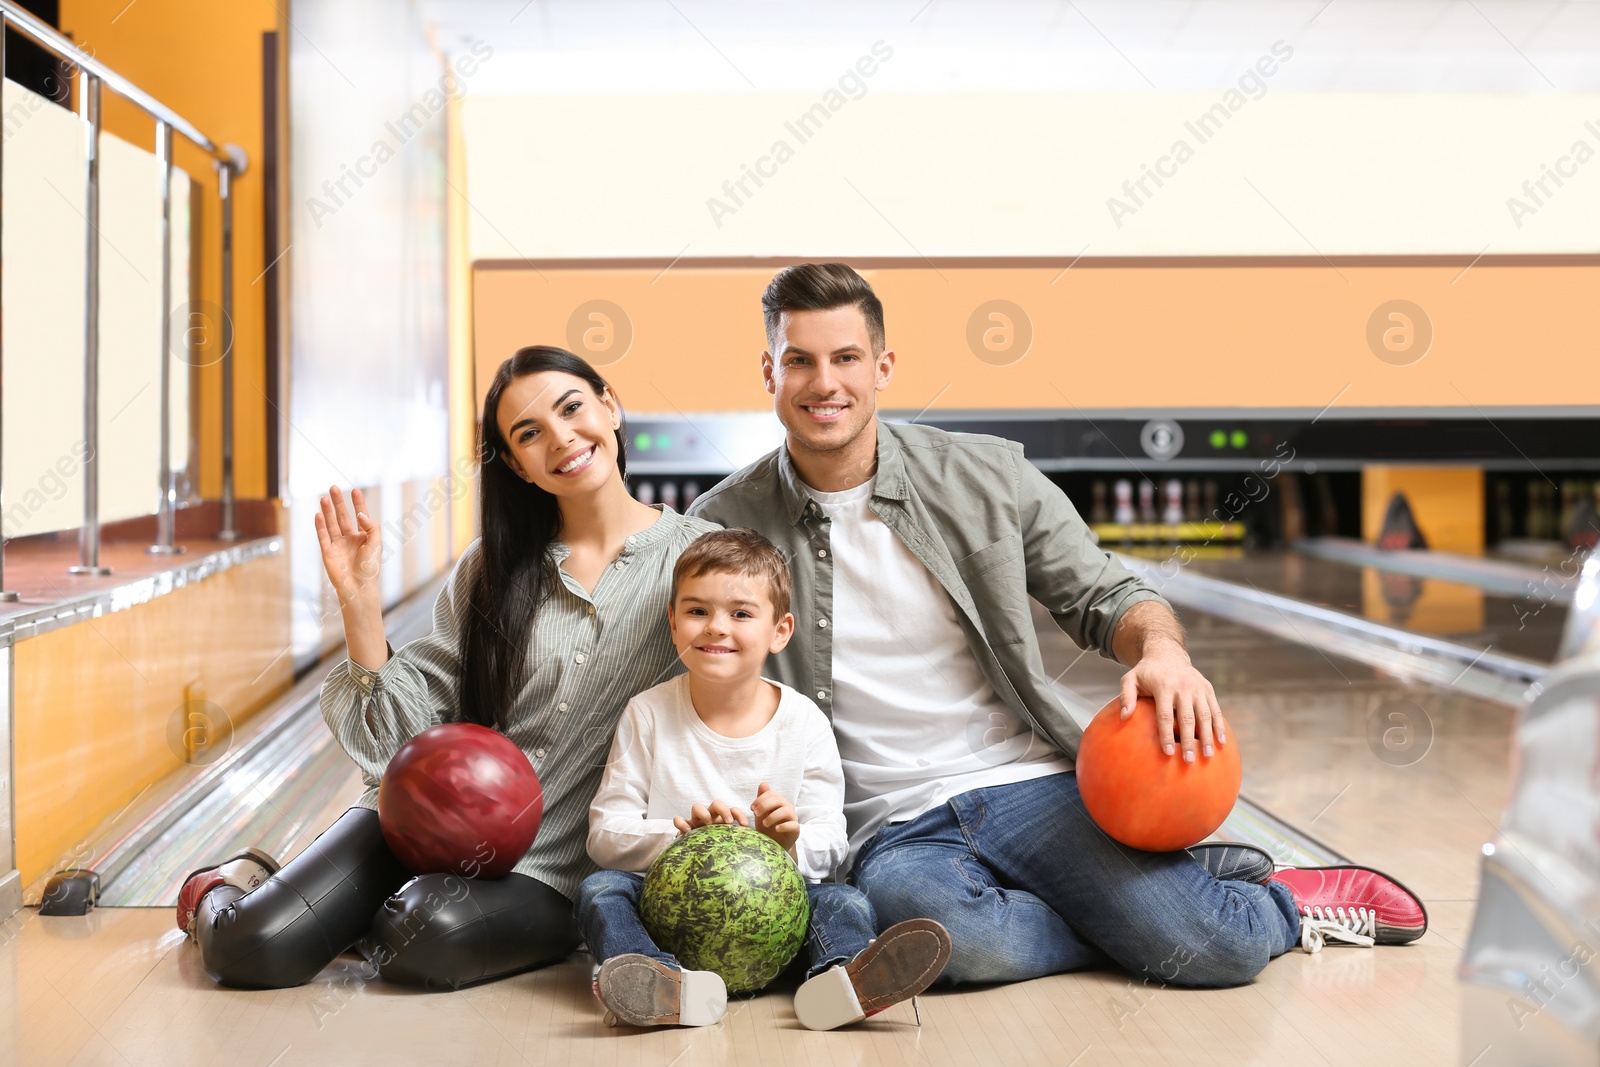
[805,477,1074,860]
[586,673,848,882]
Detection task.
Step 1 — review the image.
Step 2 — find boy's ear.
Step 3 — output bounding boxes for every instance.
[769,611,795,654]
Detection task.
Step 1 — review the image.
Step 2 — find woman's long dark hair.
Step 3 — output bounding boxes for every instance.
[456,346,627,730]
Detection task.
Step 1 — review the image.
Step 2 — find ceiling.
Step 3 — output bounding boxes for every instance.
[411,0,1600,94]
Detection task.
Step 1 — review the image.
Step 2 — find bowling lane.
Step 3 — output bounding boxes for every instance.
[1033,600,1514,914]
[1172,549,1567,665]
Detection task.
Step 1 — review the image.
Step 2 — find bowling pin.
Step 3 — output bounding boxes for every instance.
[1185,479,1202,523]
[1113,479,1135,525]
[1138,480,1157,524]
[1560,480,1579,539]
[682,480,701,509]
[1162,479,1184,526]
[1090,481,1109,524]
[636,481,656,505]
[1537,481,1555,540]
[661,481,680,511]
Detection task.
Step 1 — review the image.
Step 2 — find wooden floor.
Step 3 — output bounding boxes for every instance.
[0,600,1504,1065]
[0,903,1469,1066]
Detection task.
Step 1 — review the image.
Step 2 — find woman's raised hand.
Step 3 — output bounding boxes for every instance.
[314,486,383,611]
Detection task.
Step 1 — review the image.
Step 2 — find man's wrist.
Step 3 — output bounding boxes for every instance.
[1139,634,1189,661]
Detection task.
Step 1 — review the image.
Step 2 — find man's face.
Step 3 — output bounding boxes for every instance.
[763,305,894,458]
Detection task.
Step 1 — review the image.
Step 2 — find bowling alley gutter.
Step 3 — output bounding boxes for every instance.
[1118,555,1544,708]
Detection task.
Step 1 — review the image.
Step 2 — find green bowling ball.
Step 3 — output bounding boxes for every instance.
[638,824,809,993]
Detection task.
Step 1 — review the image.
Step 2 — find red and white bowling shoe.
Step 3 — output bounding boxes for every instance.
[1269,865,1428,952]
[175,848,280,939]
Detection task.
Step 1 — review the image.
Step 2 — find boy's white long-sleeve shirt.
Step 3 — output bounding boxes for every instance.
[586,673,849,882]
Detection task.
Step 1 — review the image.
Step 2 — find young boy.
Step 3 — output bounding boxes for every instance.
[578,528,951,1030]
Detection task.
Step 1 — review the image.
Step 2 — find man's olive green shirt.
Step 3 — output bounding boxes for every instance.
[688,420,1169,761]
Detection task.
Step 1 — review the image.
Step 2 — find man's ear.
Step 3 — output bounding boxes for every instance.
[875,347,896,392]
[761,351,776,395]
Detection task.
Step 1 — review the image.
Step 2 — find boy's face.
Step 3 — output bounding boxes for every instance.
[762,305,894,457]
[669,570,794,685]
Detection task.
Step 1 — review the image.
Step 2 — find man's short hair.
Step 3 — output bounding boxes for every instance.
[671,528,793,619]
[762,262,886,355]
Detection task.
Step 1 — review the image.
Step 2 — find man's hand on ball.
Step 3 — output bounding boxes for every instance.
[1118,641,1227,762]
[751,782,800,855]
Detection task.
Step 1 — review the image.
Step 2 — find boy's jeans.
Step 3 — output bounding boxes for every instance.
[577,869,877,983]
[850,771,1301,987]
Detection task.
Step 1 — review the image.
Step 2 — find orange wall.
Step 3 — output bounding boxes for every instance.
[474,260,1600,414]
[447,96,477,556]
[62,0,278,501]
[13,551,291,883]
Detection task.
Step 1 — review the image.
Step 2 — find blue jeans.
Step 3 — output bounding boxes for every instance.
[576,869,877,984]
[850,772,1300,988]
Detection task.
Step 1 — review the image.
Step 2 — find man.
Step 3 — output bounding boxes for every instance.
[689,263,1426,987]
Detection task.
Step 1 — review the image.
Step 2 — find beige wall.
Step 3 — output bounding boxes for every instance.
[461,91,1600,260]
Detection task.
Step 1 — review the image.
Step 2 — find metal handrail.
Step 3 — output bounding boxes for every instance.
[0,1,229,164]
[0,0,245,581]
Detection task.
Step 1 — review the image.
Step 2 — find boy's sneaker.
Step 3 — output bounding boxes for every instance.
[1268,865,1428,952]
[595,954,726,1027]
[174,848,279,938]
[794,918,952,1031]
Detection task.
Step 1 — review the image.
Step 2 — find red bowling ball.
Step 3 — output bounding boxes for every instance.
[378,723,543,878]
[1076,695,1242,852]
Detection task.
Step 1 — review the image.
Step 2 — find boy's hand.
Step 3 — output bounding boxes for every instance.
[674,800,750,835]
[751,782,800,856]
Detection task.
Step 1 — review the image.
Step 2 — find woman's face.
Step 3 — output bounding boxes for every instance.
[495,371,622,498]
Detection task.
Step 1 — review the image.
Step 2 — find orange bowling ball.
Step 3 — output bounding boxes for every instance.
[1076,695,1241,852]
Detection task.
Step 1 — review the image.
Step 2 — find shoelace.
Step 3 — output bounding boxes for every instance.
[1299,905,1377,953]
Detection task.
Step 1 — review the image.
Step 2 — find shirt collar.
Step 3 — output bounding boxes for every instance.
[776,419,908,525]
[549,504,677,561]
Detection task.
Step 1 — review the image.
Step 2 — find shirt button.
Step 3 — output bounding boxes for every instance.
[818,549,827,558]
[615,560,627,571]
[558,702,569,712]
[588,604,596,615]
[575,652,587,664]
[535,747,546,759]
[817,690,827,701]
[818,618,828,628]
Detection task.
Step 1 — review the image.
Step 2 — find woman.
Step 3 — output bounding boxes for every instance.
[176,346,719,990]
